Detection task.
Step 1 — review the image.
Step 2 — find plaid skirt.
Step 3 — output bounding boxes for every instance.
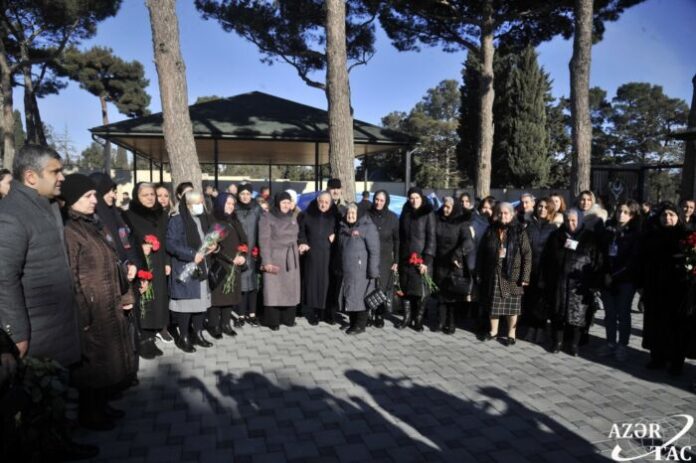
[489,272,522,317]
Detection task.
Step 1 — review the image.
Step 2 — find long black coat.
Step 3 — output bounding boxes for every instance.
[542,226,603,327]
[123,199,170,330]
[235,200,261,292]
[639,224,689,355]
[368,200,399,285]
[399,200,436,297]
[600,219,640,286]
[211,214,248,307]
[523,216,557,324]
[433,209,475,303]
[298,200,339,309]
[0,182,80,367]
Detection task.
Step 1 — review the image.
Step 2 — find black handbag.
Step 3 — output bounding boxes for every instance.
[447,273,474,297]
[364,278,389,312]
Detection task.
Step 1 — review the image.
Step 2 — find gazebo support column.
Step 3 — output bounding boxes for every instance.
[314,143,320,192]
[133,151,138,184]
[268,163,272,193]
[214,139,220,190]
[149,157,153,182]
[159,162,164,183]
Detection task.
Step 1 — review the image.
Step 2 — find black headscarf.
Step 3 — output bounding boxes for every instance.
[213,192,248,244]
[129,182,165,227]
[179,193,210,251]
[271,192,293,219]
[89,173,132,261]
[370,189,391,214]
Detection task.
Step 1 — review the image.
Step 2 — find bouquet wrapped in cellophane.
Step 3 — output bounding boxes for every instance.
[177,223,228,283]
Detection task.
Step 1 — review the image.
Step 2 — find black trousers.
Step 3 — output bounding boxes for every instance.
[208,306,233,328]
[172,311,205,334]
[348,311,368,329]
[265,306,296,328]
[236,290,258,317]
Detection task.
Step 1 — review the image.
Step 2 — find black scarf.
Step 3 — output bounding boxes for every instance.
[179,197,210,251]
[495,221,520,280]
[129,183,165,227]
[213,195,248,244]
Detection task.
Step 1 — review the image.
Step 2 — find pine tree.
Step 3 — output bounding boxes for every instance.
[456,52,480,188]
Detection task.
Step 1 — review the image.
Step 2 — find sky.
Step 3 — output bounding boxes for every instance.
[16,0,696,154]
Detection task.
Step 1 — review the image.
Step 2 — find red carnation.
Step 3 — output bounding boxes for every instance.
[252,246,260,258]
[238,244,249,254]
[409,252,424,266]
[144,235,160,252]
[137,269,153,281]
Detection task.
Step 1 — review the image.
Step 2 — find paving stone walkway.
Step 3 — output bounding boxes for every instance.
[77,306,696,462]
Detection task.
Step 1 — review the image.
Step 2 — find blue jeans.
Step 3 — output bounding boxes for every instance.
[601,283,635,346]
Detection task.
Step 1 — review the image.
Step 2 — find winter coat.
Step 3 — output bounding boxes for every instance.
[235,200,262,292]
[123,199,170,330]
[337,216,380,312]
[0,182,80,366]
[166,213,211,300]
[466,211,491,275]
[522,216,557,324]
[298,199,339,309]
[368,194,400,285]
[639,224,689,355]
[398,199,436,297]
[601,219,641,286]
[434,208,475,303]
[478,222,532,307]
[210,214,249,307]
[542,226,603,327]
[259,209,301,307]
[64,211,135,389]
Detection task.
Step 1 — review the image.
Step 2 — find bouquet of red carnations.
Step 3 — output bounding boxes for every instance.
[409,252,438,294]
[682,232,696,277]
[222,244,249,294]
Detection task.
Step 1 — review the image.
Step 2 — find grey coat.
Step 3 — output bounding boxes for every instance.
[236,201,261,292]
[337,216,380,312]
[258,209,301,307]
[0,182,80,366]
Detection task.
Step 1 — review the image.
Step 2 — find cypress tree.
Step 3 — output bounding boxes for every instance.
[456,52,480,187]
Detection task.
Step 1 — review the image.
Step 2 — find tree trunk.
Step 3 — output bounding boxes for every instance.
[569,0,593,198]
[0,52,15,169]
[101,94,112,173]
[22,67,46,145]
[475,3,495,199]
[325,0,355,203]
[680,74,696,201]
[146,0,202,191]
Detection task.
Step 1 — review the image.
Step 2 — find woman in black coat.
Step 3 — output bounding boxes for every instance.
[433,197,474,335]
[522,198,558,344]
[542,209,603,356]
[208,193,248,339]
[367,189,399,328]
[398,187,436,332]
[298,191,339,325]
[640,203,689,375]
[235,184,262,327]
[123,183,170,359]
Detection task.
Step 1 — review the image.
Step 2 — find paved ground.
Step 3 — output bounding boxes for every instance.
[77,304,696,462]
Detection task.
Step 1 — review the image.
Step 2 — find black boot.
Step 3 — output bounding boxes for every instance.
[366,309,374,327]
[436,304,446,332]
[413,300,426,332]
[221,321,238,337]
[79,389,115,431]
[175,330,196,353]
[139,337,162,360]
[373,308,385,328]
[349,312,367,335]
[207,323,223,340]
[309,308,320,326]
[550,329,563,354]
[443,306,455,335]
[192,330,213,348]
[397,299,412,330]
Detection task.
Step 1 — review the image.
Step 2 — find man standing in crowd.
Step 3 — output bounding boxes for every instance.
[120,191,131,211]
[259,186,271,201]
[327,178,347,214]
[0,144,97,459]
[518,193,535,227]
[682,198,695,231]
[357,190,371,216]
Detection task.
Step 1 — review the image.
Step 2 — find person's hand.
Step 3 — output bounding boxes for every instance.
[329,234,335,243]
[15,340,28,358]
[142,243,152,256]
[391,263,398,272]
[453,260,462,269]
[165,265,171,276]
[233,255,246,266]
[194,253,205,265]
[419,264,428,275]
[139,280,150,294]
[298,244,310,254]
[521,282,529,287]
[127,264,137,281]
[122,304,133,311]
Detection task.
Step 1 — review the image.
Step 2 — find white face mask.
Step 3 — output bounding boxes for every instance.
[191,203,204,216]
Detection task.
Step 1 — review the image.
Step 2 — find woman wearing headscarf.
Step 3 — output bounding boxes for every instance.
[521,198,557,344]
[62,174,135,430]
[166,192,217,353]
[398,187,436,331]
[640,202,690,375]
[208,193,248,338]
[259,192,301,330]
[235,183,262,327]
[478,202,532,346]
[123,182,170,359]
[433,197,474,334]
[337,203,380,335]
[368,189,399,328]
[542,209,603,356]
[298,191,339,325]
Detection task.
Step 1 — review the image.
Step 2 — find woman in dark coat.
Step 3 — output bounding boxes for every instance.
[368,190,399,328]
[208,193,248,339]
[259,192,301,330]
[640,203,689,375]
[598,201,641,361]
[337,203,380,335]
[542,209,603,356]
[123,182,170,359]
[235,184,262,327]
[398,187,436,332]
[298,191,339,325]
[62,174,135,430]
[522,198,558,344]
[478,202,532,346]
[433,197,474,335]
[166,192,217,353]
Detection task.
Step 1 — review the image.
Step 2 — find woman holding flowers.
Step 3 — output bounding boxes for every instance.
[208,193,248,338]
[235,184,262,327]
[478,202,532,346]
[166,192,218,353]
[398,187,436,332]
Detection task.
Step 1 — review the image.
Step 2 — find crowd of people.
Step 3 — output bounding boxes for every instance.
[1,145,695,460]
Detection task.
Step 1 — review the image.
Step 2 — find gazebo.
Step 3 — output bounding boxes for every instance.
[89,91,413,191]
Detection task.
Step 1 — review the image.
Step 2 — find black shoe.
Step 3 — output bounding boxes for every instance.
[247,316,259,327]
[270,325,280,331]
[156,328,174,344]
[234,318,245,328]
[374,315,384,328]
[207,324,223,339]
[569,345,579,357]
[221,323,238,337]
[324,312,336,325]
[347,327,365,335]
[192,330,213,348]
[345,326,356,335]
[176,334,196,353]
[413,301,426,332]
[481,333,496,342]
[43,430,99,461]
[139,339,161,359]
[504,337,516,346]
[398,300,412,330]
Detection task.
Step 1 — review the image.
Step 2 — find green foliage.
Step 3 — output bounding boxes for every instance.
[59,46,150,118]
[79,141,107,170]
[456,53,479,187]
[195,0,378,89]
[113,146,130,170]
[195,95,224,104]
